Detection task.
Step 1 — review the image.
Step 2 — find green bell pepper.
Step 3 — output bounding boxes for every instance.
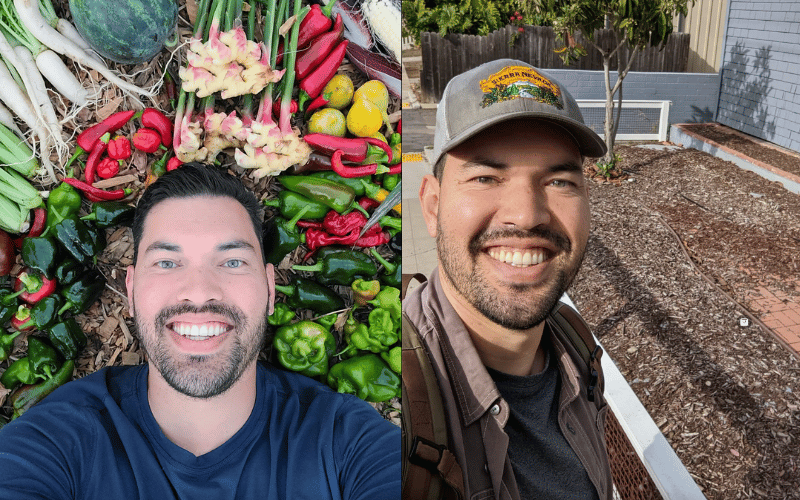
[367,286,401,323]
[46,181,82,233]
[21,236,59,278]
[274,276,345,315]
[315,312,338,330]
[327,354,400,402]
[58,270,106,316]
[81,201,135,228]
[278,176,368,216]
[264,206,311,265]
[273,320,336,377]
[54,258,84,287]
[10,360,73,420]
[346,308,399,354]
[292,250,378,286]
[381,346,401,374]
[27,336,61,381]
[54,216,106,267]
[0,328,21,363]
[267,302,296,326]
[47,318,87,360]
[263,190,330,220]
[351,279,381,306]
[1,356,38,390]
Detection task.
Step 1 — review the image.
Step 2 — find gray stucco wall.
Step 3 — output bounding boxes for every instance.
[544,69,721,126]
[718,0,800,153]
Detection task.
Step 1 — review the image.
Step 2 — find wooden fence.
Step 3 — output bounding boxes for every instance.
[419,26,690,102]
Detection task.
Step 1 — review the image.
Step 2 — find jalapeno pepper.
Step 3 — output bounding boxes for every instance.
[20,236,59,278]
[274,276,345,315]
[277,175,368,216]
[327,353,400,402]
[263,190,330,220]
[307,171,367,196]
[1,356,38,390]
[9,359,73,420]
[47,318,87,360]
[81,201,135,228]
[292,250,377,286]
[273,320,336,377]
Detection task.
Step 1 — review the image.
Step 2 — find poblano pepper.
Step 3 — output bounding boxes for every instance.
[264,205,311,265]
[274,276,345,315]
[54,258,84,286]
[58,270,106,315]
[381,346,401,374]
[277,176,368,216]
[11,295,62,331]
[1,356,38,390]
[27,336,61,381]
[273,320,335,377]
[291,250,377,286]
[327,354,400,402]
[263,190,330,220]
[47,318,87,360]
[81,201,135,228]
[46,181,82,233]
[267,302,296,326]
[0,328,21,363]
[10,360,74,420]
[369,248,400,288]
[21,236,59,278]
[54,216,106,267]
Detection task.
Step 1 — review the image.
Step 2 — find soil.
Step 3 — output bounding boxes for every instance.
[571,145,800,499]
[682,123,800,179]
[0,0,401,424]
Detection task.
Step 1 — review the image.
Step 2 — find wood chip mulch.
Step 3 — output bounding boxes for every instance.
[570,145,800,499]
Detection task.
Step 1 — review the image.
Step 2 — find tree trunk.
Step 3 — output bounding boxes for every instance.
[602,55,615,164]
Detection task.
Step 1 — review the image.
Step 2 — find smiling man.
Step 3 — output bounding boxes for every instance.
[402,60,612,499]
[0,163,400,499]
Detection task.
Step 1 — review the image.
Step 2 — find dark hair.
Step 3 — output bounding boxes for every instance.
[131,162,265,265]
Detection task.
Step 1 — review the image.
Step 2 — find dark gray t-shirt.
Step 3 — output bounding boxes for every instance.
[488,338,599,500]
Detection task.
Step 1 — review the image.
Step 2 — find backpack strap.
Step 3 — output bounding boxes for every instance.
[402,273,429,299]
[401,278,465,499]
[549,302,605,404]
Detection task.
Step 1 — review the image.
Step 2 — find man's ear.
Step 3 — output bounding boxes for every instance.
[125,265,135,316]
[266,263,275,315]
[419,174,440,239]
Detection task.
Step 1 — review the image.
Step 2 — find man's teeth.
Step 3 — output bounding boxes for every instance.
[172,323,228,340]
[488,248,546,267]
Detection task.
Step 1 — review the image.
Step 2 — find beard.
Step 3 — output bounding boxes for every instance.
[133,299,268,398]
[437,223,585,330]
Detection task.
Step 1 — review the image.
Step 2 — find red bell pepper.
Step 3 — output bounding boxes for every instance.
[10,305,35,331]
[15,270,57,304]
[85,133,111,185]
[298,39,348,108]
[107,136,131,160]
[96,157,121,179]
[132,128,163,153]
[296,13,344,81]
[297,1,337,49]
[141,108,173,148]
[62,178,132,202]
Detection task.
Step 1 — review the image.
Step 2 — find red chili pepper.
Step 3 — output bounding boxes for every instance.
[295,220,324,230]
[321,210,367,236]
[396,119,401,134]
[27,208,47,238]
[273,98,298,118]
[296,13,344,81]
[96,157,121,179]
[297,1,337,49]
[303,134,382,163]
[62,178,132,202]
[141,108,173,148]
[85,133,111,185]
[132,128,163,153]
[364,137,393,164]
[387,163,402,175]
[304,225,389,252]
[166,157,183,171]
[304,93,330,117]
[298,39,348,108]
[76,110,136,153]
[107,136,131,160]
[331,150,388,178]
[14,270,57,304]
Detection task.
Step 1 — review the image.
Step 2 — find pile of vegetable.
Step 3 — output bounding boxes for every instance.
[0,0,401,422]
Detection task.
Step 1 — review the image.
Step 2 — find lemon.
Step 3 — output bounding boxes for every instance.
[353,80,389,112]
[323,74,354,110]
[346,99,383,137]
[308,108,347,137]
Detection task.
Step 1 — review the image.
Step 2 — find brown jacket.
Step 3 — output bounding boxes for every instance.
[402,270,612,500]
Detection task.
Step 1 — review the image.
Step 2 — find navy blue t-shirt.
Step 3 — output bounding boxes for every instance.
[0,362,400,499]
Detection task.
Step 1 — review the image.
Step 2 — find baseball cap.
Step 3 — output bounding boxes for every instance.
[432,59,607,167]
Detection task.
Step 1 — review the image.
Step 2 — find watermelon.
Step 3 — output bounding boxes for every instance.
[69,0,178,65]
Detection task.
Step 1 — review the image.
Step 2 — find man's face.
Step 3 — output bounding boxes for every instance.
[420,120,590,330]
[126,196,274,398]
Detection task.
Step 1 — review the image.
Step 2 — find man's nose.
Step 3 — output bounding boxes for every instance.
[496,182,551,229]
[175,266,224,304]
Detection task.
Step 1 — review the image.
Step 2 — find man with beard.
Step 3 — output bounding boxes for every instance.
[0,163,400,499]
[403,60,612,499]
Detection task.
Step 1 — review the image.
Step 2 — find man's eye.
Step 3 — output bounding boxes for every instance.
[156,260,177,269]
[471,176,498,184]
[224,259,244,269]
[550,179,575,188]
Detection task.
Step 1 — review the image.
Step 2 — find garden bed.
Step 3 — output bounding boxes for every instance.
[570,145,800,498]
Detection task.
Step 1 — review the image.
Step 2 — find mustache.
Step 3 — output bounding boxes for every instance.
[155,302,245,330]
[468,225,571,254]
